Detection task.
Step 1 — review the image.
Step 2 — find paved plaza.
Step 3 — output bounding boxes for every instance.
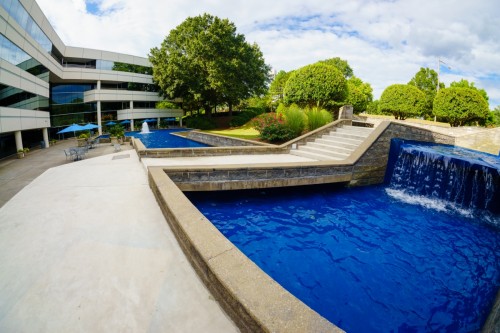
[0,142,238,332]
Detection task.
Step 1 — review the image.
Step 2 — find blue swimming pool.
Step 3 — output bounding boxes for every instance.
[186,141,500,332]
[187,185,499,332]
[102,129,209,148]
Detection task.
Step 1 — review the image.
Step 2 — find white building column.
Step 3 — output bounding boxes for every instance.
[130,101,134,130]
[42,128,49,148]
[97,101,102,135]
[157,117,161,128]
[97,80,102,135]
[15,131,23,151]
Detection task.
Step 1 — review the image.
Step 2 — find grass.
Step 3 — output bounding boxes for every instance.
[204,123,260,140]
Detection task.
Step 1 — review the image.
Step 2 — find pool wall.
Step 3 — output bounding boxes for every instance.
[148,167,343,333]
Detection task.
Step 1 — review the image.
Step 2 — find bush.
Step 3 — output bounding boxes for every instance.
[433,87,489,127]
[229,107,264,127]
[109,125,125,137]
[305,107,332,131]
[251,113,293,142]
[284,104,306,137]
[185,116,217,130]
[379,84,425,120]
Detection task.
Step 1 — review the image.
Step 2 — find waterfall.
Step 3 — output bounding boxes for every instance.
[385,139,500,215]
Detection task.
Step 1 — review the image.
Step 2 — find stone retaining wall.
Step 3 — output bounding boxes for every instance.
[148,167,343,333]
[185,131,270,147]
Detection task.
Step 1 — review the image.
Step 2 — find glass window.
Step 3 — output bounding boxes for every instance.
[0,0,52,53]
[0,34,48,78]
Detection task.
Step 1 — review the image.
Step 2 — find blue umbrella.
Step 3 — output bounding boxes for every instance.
[144,119,155,123]
[105,121,117,126]
[120,120,131,124]
[81,123,99,130]
[57,123,86,134]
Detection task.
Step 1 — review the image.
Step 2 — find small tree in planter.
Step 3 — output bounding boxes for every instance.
[108,125,125,144]
[17,149,24,159]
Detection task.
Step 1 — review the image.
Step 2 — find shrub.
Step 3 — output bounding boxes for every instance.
[305,107,332,131]
[251,112,293,142]
[229,107,264,127]
[284,104,305,137]
[433,87,489,127]
[78,133,89,139]
[379,84,425,120]
[109,125,125,137]
[185,116,217,130]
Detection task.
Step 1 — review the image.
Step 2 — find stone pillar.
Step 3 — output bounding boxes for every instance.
[180,117,183,127]
[15,131,23,151]
[157,117,161,128]
[131,119,134,131]
[43,128,49,148]
[338,105,353,120]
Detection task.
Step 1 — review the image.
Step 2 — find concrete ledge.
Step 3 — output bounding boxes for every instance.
[148,167,343,333]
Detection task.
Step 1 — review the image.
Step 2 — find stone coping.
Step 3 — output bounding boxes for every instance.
[148,167,344,333]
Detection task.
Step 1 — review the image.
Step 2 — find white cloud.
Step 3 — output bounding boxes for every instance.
[36,0,500,107]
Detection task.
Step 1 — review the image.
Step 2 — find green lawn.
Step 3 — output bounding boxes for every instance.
[204,124,260,140]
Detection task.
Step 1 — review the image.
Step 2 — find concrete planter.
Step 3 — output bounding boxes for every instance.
[77,138,87,147]
[16,152,24,159]
[110,136,118,145]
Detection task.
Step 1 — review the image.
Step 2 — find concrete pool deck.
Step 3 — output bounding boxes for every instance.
[0,147,239,332]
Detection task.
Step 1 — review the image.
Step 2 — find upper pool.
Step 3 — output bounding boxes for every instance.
[102,129,209,148]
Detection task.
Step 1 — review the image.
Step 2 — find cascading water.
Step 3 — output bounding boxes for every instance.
[141,121,150,134]
[385,139,500,222]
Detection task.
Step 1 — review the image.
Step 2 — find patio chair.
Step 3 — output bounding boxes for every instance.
[114,144,121,152]
[64,149,72,160]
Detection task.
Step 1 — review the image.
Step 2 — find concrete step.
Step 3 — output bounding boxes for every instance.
[341,125,374,133]
[319,134,364,145]
[298,146,350,159]
[314,138,360,149]
[290,149,344,161]
[324,131,368,141]
[308,142,355,154]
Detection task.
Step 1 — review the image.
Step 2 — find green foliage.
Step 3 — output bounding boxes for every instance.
[275,103,287,116]
[408,67,442,118]
[108,125,125,137]
[185,115,217,130]
[433,87,490,127]
[345,76,373,113]
[269,70,293,106]
[251,113,293,142]
[317,57,354,78]
[156,100,179,109]
[112,62,152,75]
[229,107,264,127]
[149,13,271,115]
[305,107,333,131]
[283,63,348,109]
[449,79,489,102]
[379,84,425,120]
[78,133,89,139]
[284,104,306,137]
[365,100,383,115]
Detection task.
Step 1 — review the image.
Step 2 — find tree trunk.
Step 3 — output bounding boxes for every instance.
[228,102,233,117]
[204,104,212,117]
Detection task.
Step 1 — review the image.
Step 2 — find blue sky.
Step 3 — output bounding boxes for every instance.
[37,0,500,108]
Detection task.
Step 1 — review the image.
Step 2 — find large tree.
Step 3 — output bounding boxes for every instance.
[449,79,489,103]
[283,63,347,109]
[408,67,443,118]
[345,76,373,113]
[269,70,292,107]
[317,57,354,78]
[149,13,271,116]
[379,84,425,120]
[433,87,489,127]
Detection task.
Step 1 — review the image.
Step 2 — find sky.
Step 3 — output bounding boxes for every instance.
[36,0,500,108]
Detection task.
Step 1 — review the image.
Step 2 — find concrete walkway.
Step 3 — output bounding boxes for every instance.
[0,147,238,332]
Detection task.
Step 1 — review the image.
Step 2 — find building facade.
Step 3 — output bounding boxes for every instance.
[0,0,180,159]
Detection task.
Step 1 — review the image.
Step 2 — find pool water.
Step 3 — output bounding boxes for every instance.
[102,129,209,148]
[187,184,500,332]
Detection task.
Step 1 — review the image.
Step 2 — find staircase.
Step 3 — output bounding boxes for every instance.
[290,125,374,160]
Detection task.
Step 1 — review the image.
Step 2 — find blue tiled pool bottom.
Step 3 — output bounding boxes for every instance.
[187,184,500,332]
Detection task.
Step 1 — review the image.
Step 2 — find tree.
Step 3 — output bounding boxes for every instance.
[379,84,425,120]
[449,79,489,102]
[408,67,443,118]
[269,70,292,107]
[317,57,354,78]
[283,63,347,109]
[149,13,271,116]
[345,76,373,113]
[433,87,490,127]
